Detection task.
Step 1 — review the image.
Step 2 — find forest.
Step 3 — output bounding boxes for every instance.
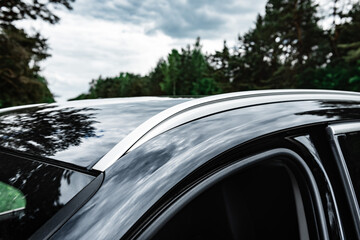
[1,0,360,106]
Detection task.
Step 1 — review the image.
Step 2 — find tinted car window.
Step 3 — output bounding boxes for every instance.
[0,150,95,239]
[152,164,311,240]
[338,132,360,204]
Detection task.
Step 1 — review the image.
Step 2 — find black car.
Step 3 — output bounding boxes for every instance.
[1,89,360,240]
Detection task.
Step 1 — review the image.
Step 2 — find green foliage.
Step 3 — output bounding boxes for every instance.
[208,41,235,92]
[1,0,358,103]
[0,182,26,213]
[0,0,73,108]
[148,59,167,95]
[75,38,221,99]
[0,25,55,107]
[297,60,360,91]
[296,1,360,92]
[0,0,74,24]
[191,78,221,95]
[339,42,360,63]
[233,0,328,90]
[71,72,152,100]
[160,38,218,96]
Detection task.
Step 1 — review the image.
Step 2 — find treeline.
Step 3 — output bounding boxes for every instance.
[73,40,221,100]
[0,0,74,108]
[74,0,360,100]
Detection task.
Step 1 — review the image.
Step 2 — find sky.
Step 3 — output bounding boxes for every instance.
[19,0,268,101]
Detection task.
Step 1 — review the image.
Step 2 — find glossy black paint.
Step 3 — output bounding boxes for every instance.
[30,173,104,240]
[138,149,328,240]
[0,98,189,168]
[293,135,344,239]
[52,100,360,240]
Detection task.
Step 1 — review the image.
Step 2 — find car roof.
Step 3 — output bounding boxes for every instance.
[93,89,360,171]
[52,90,360,240]
[0,97,190,168]
[1,90,360,171]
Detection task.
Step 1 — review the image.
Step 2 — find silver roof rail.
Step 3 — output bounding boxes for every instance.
[92,89,360,171]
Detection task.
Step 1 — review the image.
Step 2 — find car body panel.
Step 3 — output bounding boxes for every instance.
[0,97,189,168]
[52,99,360,239]
[293,135,345,239]
[93,89,360,171]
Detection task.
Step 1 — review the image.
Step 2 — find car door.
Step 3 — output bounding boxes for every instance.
[328,122,360,239]
[133,148,329,240]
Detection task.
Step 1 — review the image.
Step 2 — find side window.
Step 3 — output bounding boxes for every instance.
[337,131,360,203]
[328,123,360,237]
[0,151,96,240]
[147,158,320,240]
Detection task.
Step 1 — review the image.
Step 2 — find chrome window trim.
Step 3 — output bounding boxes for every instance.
[327,123,360,238]
[93,90,360,171]
[135,149,329,240]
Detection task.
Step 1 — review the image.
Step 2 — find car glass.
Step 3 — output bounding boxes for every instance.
[338,132,360,205]
[0,150,95,240]
[151,164,312,240]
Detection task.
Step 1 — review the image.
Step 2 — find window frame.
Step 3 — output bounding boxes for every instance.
[136,148,329,240]
[327,122,360,239]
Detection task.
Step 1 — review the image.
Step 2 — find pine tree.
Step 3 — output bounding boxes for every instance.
[209,41,235,92]
[234,0,327,89]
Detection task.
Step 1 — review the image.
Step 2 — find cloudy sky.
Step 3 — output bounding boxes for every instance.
[20,0,269,101]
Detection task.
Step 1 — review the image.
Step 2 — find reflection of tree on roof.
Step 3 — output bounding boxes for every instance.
[0,106,98,157]
[295,102,360,120]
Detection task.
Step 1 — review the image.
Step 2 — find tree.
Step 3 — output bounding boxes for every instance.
[235,15,275,89]
[297,1,360,91]
[160,49,181,96]
[232,0,327,90]
[0,0,74,24]
[209,41,235,92]
[335,2,360,58]
[0,0,74,108]
[72,0,360,99]
[147,59,167,96]
[0,25,54,107]
[71,72,151,100]
[160,38,218,96]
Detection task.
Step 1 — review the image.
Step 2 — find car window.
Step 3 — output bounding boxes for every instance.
[328,123,360,238]
[0,150,95,240]
[337,131,360,205]
[149,163,317,240]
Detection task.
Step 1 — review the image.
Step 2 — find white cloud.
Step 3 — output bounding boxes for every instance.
[17,0,267,101]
